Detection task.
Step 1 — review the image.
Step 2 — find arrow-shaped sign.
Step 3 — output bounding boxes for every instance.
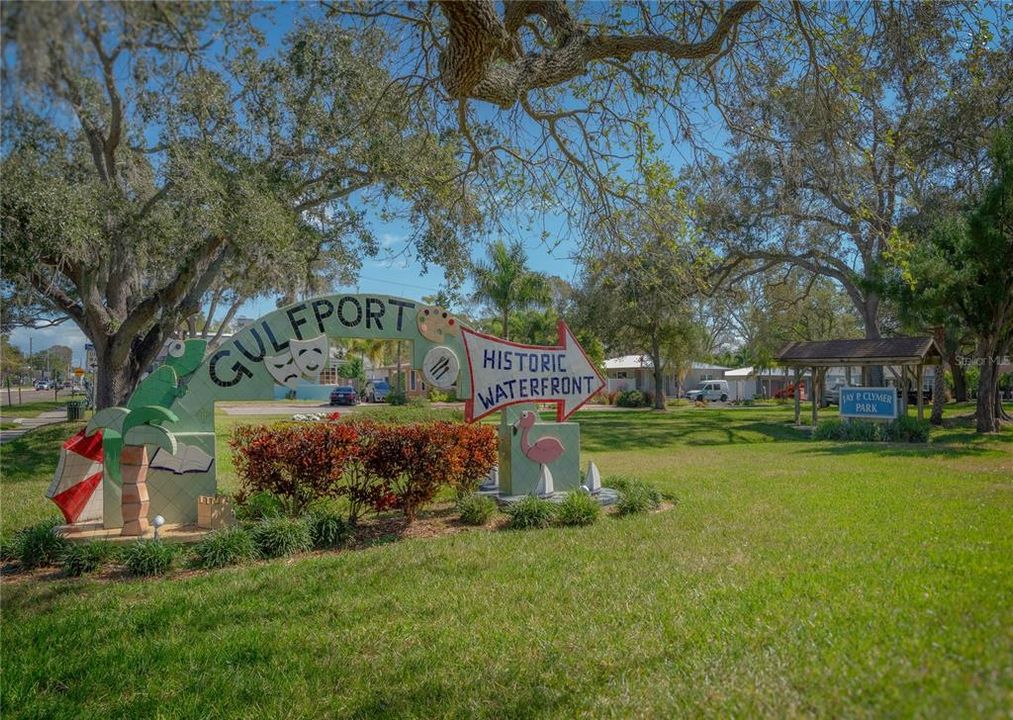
[461,321,605,422]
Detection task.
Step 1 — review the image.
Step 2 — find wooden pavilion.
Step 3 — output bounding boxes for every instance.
[776,337,945,426]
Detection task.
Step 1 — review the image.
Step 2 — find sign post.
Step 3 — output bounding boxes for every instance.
[839,387,898,421]
[48,295,609,529]
[461,321,605,496]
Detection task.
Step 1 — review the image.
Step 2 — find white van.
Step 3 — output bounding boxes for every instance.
[687,380,730,402]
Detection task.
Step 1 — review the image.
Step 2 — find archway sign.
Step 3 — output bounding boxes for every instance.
[46,295,606,530]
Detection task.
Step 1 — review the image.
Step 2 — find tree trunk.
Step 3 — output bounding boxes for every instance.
[930,326,946,425]
[996,382,1011,422]
[949,352,968,402]
[650,344,666,410]
[501,309,509,340]
[93,337,139,409]
[992,336,1011,423]
[975,335,1000,433]
[91,322,170,409]
[859,294,885,386]
[930,367,946,425]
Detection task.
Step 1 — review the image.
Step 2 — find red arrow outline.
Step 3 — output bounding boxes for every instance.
[461,320,605,423]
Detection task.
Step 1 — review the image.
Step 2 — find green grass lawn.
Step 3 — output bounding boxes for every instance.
[2,404,1011,718]
[0,398,73,419]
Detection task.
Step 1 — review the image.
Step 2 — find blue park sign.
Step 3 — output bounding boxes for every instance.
[839,387,898,420]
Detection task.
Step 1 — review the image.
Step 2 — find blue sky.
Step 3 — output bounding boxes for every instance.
[8,3,707,361]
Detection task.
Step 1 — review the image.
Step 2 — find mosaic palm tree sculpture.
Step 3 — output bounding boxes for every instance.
[85,405,178,536]
[48,339,206,528]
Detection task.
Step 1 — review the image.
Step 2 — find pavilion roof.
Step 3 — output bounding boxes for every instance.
[776,337,944,367]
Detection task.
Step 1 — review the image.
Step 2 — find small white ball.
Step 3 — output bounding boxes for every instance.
[152,515,166,528]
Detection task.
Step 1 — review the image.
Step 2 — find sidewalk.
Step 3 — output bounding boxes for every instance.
[0,409,69,444]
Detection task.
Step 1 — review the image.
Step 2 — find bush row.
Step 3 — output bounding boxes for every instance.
[813,416,931,443]
[3,509,353,577]
[5,478,664,578]
[231,419,498,523]
[505,478,663,529]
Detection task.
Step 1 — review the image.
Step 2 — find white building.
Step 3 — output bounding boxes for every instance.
[603,355,730,398]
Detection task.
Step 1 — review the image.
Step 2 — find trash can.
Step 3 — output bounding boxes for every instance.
[66,400,83,421]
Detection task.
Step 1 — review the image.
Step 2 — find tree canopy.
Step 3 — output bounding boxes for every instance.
[692,2,1010,341]
[1,2,480,406]
[576,165,710,408]
[883,125,1013,432]
[331,0,765,236]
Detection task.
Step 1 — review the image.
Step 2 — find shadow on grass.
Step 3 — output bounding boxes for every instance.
[0,575,82,615]
[347,665,577,720]
[1,421,82,485]
[800,432,1010,459]
[576,410,806,451]
[685,420,806,446]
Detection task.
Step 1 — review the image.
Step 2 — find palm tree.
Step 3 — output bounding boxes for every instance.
[471,240,550,341]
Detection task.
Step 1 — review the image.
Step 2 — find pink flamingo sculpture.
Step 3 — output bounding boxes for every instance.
[514,411,565,465]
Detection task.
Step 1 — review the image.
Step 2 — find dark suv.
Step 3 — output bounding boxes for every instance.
[329,385,358,406]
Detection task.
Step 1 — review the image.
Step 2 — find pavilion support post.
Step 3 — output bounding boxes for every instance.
[916,364,924,421]
[793,368,801,426]
[845,366,853,386]
[901,367,910,417]
[888,366,903,417]
[811,366,818,427]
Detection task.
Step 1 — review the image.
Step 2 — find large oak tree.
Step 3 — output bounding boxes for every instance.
[692,2,1010,347]
[1,2,480,408]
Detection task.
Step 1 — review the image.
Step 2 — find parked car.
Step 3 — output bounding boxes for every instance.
[822,383,846,407]
[686,380,730,402]
[329,385,358,406]
[363,379,391,403]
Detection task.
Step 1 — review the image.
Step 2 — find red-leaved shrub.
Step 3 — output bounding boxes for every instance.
[231,420,497,524]
[445,422,499,494]
[359,421,497,522]
[231,422,360,513]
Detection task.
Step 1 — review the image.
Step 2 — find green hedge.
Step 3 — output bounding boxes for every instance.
[813,416,930,443]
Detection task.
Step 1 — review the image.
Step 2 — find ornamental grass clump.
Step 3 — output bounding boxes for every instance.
[14,518,69,570]
[610,477,662,516]
[190,527,258,569]
[456,494,497,526]
[234,491,287,522]
[505,495,556,530]
[122,540,176,576]
[62,541,116,576]
[251,516,313,558]
[305,507,350,549]
[555,491,601,527]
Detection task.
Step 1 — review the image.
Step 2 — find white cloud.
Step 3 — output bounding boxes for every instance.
[8,324,89,360]
[381,233,403,248]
